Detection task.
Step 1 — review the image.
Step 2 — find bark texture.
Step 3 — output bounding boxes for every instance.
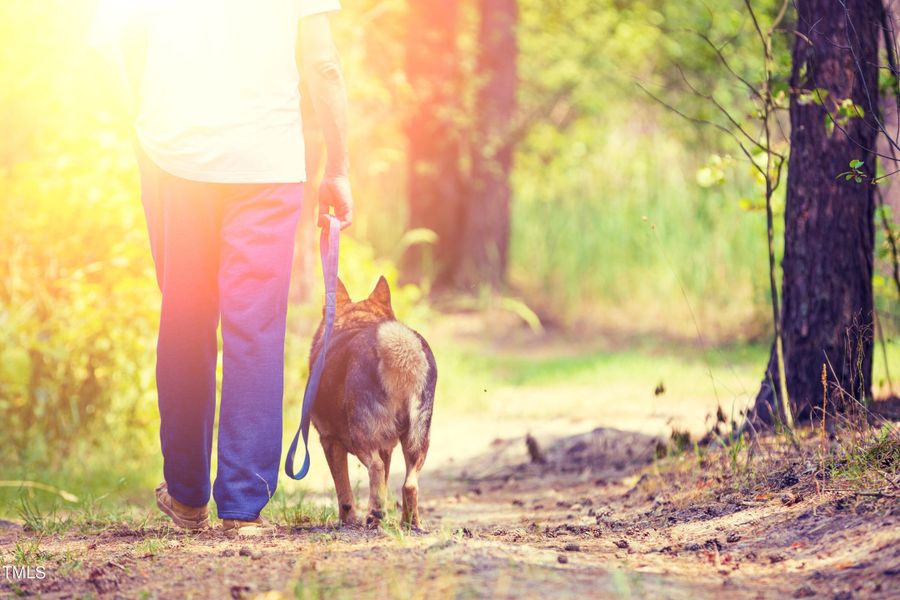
[753,0,880,424]
[404,0,463,288]
[455,0,518,290]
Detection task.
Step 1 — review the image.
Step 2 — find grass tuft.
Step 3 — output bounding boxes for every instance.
[829,423,900,486]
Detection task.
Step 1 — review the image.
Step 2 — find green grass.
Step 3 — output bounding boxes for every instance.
[432,335,769,419]
[269,487,339,528]
[510,122,777,337]
[829,423,900,485]
[11,539,52,567]
[132,537,167,557]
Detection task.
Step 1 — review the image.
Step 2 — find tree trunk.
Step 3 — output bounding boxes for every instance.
[753,0,880,425]
[455,0,518,290]
[404,0,463,289]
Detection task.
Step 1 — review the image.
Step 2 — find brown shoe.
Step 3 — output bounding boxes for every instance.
[155,482,210,530]
[221,516,276,537]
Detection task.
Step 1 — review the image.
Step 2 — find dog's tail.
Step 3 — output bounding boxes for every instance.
[376,321,429,402]
[377,320,435,459]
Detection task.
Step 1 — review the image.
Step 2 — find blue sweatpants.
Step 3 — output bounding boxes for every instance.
[137,149,303,520]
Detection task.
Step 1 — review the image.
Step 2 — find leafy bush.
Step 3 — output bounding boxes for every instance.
[0,1,158,462]
[0,131,158,463]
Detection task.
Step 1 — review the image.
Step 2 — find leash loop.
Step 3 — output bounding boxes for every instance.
[285,214,340,480]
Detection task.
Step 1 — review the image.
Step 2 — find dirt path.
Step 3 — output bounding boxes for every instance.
[3,413,898,599]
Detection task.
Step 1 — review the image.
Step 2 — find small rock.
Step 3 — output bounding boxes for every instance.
[781,492,801,506]
[557,554,569,564]
[854,502,872,515]
[684,543,701,551]
[704,538,723,551]
[726,532,741,544]
[614,539,629,549]
[512,499,524,507]
[564,543,581,552]
[794,585,816,598]
[222,549,236,557]
[239,547,253,557]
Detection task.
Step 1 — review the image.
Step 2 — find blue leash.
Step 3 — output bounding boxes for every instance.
[285,214,341,480]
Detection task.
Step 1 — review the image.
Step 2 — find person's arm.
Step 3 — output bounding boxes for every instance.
[300,13,353,230]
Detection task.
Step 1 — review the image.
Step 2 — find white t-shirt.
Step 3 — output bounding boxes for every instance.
[92,0,341,183]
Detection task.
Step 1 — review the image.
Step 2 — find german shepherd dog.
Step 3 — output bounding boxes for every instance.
[310,276,437,529]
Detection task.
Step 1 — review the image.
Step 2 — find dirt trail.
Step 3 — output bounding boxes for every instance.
[3,411,898,599]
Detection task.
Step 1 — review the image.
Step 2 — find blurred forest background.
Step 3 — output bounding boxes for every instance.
[1,0,899,510]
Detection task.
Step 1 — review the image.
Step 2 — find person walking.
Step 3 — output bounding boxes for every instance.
[92,0,353,534]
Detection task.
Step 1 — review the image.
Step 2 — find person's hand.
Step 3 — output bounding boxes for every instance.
[318,175,354,230]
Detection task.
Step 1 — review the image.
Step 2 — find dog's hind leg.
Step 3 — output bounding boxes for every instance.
[357,450,387,527]
[379,448,393,486]
[321,436,358,526]
[400,436,428,530]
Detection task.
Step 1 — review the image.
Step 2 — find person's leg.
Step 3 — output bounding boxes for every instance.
[138,150,222,508]
[213,183,303,520]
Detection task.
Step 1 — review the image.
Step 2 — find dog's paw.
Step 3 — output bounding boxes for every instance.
[403,523,427,535]
[338,503,361,527]
[400,515,425,534]
[365,510,385,529]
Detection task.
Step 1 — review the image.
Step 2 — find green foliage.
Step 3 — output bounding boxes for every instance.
[511,123,775,335]
[0,1,158,463]
[797,88,829,106]
[837,159,869,184]
[510,0,799,336]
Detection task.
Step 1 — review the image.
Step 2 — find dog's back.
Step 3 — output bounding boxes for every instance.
[310,319,436,453]
[309,276,436,528]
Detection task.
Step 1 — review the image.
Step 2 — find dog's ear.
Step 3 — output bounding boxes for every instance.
[368,275,392,309]
[336,278,351,305]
